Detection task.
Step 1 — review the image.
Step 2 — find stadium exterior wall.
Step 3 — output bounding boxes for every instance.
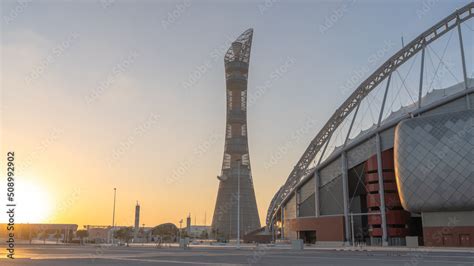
[274,86,473,247]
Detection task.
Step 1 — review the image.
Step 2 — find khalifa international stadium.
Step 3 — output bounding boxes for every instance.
[265,2,474,247]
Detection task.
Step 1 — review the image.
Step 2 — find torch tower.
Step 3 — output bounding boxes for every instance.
[212,29,261,239]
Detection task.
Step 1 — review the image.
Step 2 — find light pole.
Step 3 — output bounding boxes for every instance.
[179,219,183,245]
[142,224,145,245]
[350,213,355,247]
[112,188,117,245]
[236,159,241,249]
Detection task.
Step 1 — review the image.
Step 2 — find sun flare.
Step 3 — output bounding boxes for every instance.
[15,178,53,223]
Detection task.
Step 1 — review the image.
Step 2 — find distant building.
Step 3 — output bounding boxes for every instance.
[151,223,178,242]
[187,225,211,239]
[0,224,78,243]
[84,225,152,243]
[85,225,112,243]
[186,214,191,234]
[184,213,210,238]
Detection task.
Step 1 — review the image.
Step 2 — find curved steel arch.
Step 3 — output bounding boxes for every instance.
[266,2,474,226]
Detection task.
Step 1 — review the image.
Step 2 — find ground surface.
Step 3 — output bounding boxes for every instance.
[1,245,473,265]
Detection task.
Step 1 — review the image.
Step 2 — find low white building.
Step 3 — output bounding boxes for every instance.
[187,225,211,238]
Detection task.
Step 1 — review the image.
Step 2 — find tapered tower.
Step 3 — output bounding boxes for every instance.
[212,29,261,240]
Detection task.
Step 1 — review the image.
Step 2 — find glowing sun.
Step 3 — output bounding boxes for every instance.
[15,178,53,223]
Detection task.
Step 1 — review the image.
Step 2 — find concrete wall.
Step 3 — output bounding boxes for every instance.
[299,193,315,217]
[319,175,344,215]
[347,135,376,169]
[422,211,474,227]
[422,211,474,247]
[320,157,341,186]
[424,96,469,116]
[300,177,315,202]
[287,216,345,242]
[283,196,297,240]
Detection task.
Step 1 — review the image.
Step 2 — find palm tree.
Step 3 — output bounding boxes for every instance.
[54,230,62,244]
[30,230,38,245]
[115,227,133,247]
[39,231,48,244]
[76,230,89,245]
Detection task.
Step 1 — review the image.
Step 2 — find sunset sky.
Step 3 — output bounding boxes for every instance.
[1,0,472,228]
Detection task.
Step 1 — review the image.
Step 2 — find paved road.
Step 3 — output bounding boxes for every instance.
[1,245,473,265]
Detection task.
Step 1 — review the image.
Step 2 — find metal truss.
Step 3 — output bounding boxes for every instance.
[266,2,474,226]
[224,28,253,65]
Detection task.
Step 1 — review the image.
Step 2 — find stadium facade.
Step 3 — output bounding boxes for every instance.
[212,29,261,239]
[266,3,474,247]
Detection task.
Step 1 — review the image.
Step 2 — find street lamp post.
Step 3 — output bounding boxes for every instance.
[142,224,145,245]
[350,213,355,247]
[236,159,241,249]
[179,219,183,245]
[112,188,117,245]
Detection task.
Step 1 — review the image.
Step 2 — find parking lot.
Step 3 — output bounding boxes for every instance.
[1,245,473,265]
